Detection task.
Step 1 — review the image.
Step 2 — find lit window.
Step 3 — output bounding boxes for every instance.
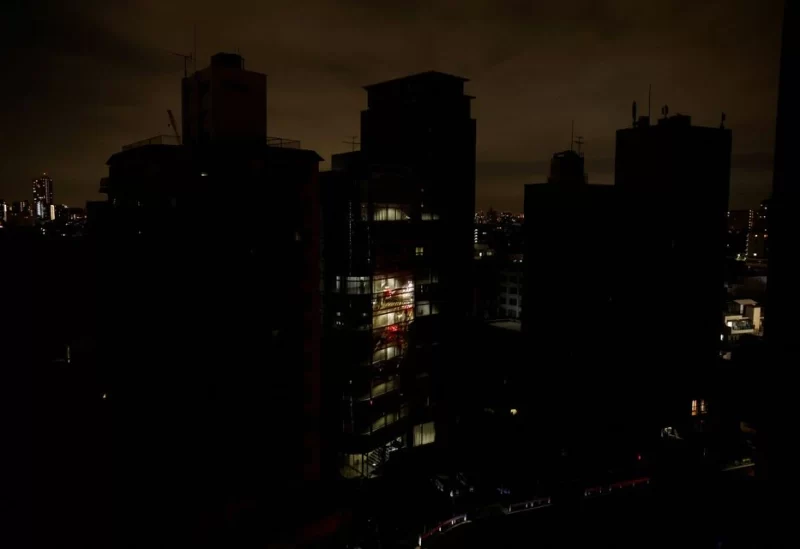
[416,301,431,317]
[691,400,698,416]
[700,400,707,414]
[413,421,436,446]
[415,246,424,256]
[374,204,409,221]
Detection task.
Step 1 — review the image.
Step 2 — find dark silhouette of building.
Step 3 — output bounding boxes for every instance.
[181,52,267,146]
[764,0,798,509]
[92,53,324,545]
[32,173,54,219]
[523,150,620,435]
[321,71,476,478]
[615,112,731,423]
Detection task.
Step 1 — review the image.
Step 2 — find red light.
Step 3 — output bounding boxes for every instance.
[637,454,642,461]
[388,325,399,332]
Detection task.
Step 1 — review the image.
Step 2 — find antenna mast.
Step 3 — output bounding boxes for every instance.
[343,136,361,152]
[169,51,193,78]
[648,84,652,120]
[193,25,197,73]
[570,120,574,152]
[574,136,585,156]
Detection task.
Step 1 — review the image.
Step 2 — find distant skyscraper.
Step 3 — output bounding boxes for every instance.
[726,209,752,258]
[322,71,476,478]
[32,174,54,219]
[0,199,7,222]
[746,200,769,261]
[12,200,31,216]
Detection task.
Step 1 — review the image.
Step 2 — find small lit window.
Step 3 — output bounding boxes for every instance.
[691,400,698,416]
[700,400,707,414]
[415,246,424,256]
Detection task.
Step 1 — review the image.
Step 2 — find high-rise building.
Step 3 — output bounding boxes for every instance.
[33,174,54,219]
[768,1,796,353]
[0,199,7,222]
[746,200,769,262]
[726,209,751,258]
[321,71,476,478]
[93,53,324,543]
[615,112,731,421]
[764,0,797,522]
[523,150,620,432]
[181,53,267,146]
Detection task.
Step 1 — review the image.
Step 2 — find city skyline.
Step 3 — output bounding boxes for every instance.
[1,0,783,211]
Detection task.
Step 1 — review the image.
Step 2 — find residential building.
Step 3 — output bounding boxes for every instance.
[523,149,618,358]
[615,112,731,422]
[321,71,476,478]
[726,209,751,258]
[92,53,324,543]
[497,262,523,320]
[181,52,267,146]
[12,200,30,216]
[722,298,763,344]
[746,200,769,262]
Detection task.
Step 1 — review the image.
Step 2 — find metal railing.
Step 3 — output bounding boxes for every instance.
[266,136,302,148]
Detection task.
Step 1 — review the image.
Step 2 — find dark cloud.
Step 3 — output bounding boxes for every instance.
[0,1,784,210]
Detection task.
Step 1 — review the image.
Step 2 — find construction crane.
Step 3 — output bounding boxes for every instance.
[167,109,181,144]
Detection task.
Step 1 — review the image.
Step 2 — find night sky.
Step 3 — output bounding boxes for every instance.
[1,1,784,211]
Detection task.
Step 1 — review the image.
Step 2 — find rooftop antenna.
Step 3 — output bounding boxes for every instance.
[343,136,361,152]
[720,112,727,130]
[169,51,193,78]
[570,120,574,152]
[193,24,197,73]
[632,100,637,127]
[648,84,652,120]
[574,135,585,156]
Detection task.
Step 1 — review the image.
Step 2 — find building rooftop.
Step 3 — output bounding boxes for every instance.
[363,71,469,91]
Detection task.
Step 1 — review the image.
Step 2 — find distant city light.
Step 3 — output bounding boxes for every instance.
[510,408,518,416]
[200,172,208,177]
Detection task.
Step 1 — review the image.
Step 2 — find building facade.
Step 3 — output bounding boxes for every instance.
[92,53,324,542]
[322,72,476,478]
[32,174,54,219]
